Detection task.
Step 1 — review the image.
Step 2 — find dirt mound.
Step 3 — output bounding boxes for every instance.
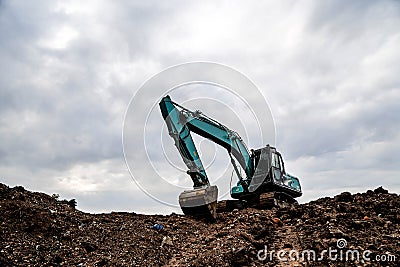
[0,183,398,266]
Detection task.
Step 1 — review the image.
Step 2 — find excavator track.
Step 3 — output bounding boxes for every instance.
[217,192,298,213]
[258,192,276,209]
[259,192,298,209]
[216,199,245,213]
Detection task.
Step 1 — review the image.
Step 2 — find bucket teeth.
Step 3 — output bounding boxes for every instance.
[179,185,218,220]
[181,202,217,220]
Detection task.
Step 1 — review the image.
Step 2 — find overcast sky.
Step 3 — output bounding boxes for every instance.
[1,0,399,214]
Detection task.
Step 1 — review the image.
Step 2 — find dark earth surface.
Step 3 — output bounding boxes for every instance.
[0,183,399,266]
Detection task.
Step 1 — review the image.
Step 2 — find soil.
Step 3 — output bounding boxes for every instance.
[0,183,399,266]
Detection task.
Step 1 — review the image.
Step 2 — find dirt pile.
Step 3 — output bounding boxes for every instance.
[0,183,399,266]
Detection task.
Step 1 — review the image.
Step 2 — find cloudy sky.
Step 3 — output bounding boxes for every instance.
[1,0,399,214]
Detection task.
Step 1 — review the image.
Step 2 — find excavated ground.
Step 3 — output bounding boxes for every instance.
[0,183,399,266]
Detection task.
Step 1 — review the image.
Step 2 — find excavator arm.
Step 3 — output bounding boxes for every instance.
[159,95,254,189]
[159,95,209,187]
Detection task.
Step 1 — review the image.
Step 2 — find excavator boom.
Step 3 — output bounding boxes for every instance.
[160,96,254,186]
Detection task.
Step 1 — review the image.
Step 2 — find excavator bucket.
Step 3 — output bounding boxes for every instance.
[179,185,218,220]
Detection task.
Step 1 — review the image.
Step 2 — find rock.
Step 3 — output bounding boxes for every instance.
[161,236,173,247]
[53,255,63,264]
[283,243,293,249]
[374,186,389,194]
[96,258,109,266]
[271,217,283,226]
[334,191,353,202]
[366,190,374,196]
[81,241,97,253]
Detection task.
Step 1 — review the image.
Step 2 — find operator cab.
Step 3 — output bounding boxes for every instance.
[271,150,302,196]
[252,145,302,197]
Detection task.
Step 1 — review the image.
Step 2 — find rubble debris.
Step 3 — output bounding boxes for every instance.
[0,183,398,266]
[271,217,283,227]
[161,236,173,247]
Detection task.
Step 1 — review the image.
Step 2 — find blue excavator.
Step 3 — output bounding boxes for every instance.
[159,95,302,219]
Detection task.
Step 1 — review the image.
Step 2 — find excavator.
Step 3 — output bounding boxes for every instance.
[159,95,302,220]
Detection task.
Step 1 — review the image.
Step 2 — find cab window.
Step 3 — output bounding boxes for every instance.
[272,153,280,169]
